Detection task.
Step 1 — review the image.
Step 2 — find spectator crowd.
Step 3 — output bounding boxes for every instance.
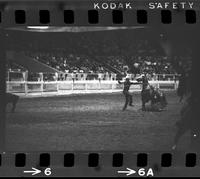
[23,50,190,76]
[7,30,192,81]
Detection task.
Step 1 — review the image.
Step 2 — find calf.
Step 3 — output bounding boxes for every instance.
[141,85,167,111]
[151,87,167,111]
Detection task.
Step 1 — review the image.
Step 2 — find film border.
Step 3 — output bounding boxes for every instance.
[0,0,199,177]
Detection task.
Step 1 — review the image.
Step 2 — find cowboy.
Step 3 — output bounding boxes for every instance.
[136,73,151,110]
[118,77,140,111]
[141,73,150,91]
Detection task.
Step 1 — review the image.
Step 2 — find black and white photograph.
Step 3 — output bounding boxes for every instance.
[4,25,199,151]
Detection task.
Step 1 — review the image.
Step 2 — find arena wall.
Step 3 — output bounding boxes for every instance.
[6,80,179,97]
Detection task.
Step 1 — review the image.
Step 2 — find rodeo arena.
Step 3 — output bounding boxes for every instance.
[5,26,199,151]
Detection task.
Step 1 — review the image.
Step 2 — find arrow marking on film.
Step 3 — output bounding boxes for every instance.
[23,167,41,176]
[117,168,136,176]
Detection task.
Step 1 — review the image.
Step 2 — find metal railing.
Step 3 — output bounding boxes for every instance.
[7,71,179,82]
[6,80,179,95]
[6,71,179,95]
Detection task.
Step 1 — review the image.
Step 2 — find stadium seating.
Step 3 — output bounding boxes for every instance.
[6,34,192,82]
[22,51,180,75]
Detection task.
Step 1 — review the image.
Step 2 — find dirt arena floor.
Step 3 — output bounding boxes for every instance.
[6,91,191,151]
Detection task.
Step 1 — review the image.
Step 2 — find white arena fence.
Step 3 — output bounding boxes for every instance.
[6,80,179,96]
[7,71,178,82]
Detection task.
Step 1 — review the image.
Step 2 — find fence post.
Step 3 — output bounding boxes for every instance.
[55,73,59,94]
[174,81,177,90]
[157,82,160,89]
[57,81,59,94]
[24,71,28,95]
[99,80,101,90]
[111,82,114,91]
[24,81,28,96]
[85,82,87,91]
[40,73,44,95]
[72,80,74,91]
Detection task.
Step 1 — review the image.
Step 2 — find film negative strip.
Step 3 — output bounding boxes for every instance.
[0,0,200,177]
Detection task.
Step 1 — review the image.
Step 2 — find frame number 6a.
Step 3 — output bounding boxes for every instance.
[138,168,154,177]
[117,168,154,177]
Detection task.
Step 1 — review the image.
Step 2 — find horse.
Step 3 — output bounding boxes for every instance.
[6,93,19,112]
[141,85,167,111]
[136,76,167,111]
[150,87,168,111]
